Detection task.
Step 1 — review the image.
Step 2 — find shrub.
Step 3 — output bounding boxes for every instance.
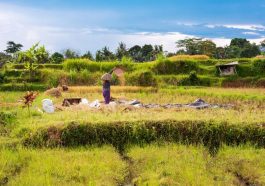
[2,70,24,77]
[153,59,199,74]
[256,78,265,87]
[179,71,205,86]
[23,120,265,155]
[0,83,47,91]
[237,64,254,77]
[12,64,62,70]
[0,71,5,83]
[221,77,259,88]
[125,70,157,86]
[0,111,16,126]
[252,59,265,76]
[40,69,103,86]
[63,59,135,73]
[40,69,68,87]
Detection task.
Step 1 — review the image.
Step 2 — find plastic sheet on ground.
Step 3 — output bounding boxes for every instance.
[116,98,233,110]
[80,98,89,105]
[42,99,55,113]
[89,99,101,108]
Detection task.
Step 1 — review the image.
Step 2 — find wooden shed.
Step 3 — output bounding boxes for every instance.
[216,61,239,76]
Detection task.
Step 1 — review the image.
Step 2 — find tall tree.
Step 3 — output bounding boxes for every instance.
[5,41,23,55]
[154,45,163,56]
[230,38,249,48]
[198,40,216,57]
[82,51,94,61]
[141,44,154,61]
[63,49,79,59]
[176,38,202,55]
[225,46,241,58]
[228,38,260,58]
[96,47,115,61]
[116,42,128,60]
[128,45,142,62]
[51,52,64,64]
[261,40,265,48]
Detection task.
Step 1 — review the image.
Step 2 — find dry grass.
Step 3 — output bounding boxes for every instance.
[67,86,157,94]
[168,55,210,61]
[1,87,264,135]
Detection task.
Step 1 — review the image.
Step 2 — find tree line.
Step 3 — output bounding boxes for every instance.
[0,38,265,64]
[175,38,264,59]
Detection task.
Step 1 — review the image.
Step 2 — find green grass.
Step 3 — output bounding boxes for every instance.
[0,146,126,186]
[0,86,265,185]
[128,144,234,185]
[128,144,265,185]
[0,87,264,137]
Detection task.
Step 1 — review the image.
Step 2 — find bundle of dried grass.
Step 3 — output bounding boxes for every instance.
[45,88,62,98]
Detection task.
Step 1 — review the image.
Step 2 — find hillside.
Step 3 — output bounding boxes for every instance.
[0,57,264,91]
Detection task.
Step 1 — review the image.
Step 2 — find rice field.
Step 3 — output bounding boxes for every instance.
[0,86,265,185]
[128,144,265,185]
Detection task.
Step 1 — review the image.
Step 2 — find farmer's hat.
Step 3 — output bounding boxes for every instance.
[101,73,112,81]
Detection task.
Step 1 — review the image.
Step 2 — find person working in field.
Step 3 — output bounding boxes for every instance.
[101,72,112,104]
[101,67,124,104]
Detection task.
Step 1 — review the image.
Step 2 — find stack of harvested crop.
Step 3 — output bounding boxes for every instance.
[45,88,62,98]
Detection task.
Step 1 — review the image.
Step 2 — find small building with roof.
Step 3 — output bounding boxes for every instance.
[216,61,239,76]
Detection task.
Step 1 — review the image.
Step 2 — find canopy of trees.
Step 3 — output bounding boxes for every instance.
[176,38,261,59]
[4,41,23,55]
[0,38,264,64]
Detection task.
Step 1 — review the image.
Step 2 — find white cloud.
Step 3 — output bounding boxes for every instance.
[206,24,265,31]
[0,2,264,54]
[223,24,265,31]
[242,31,261,36]
[205,24,216,29]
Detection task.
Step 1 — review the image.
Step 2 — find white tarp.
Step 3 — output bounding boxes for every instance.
[89,99,101,108]
[42,99,55,113]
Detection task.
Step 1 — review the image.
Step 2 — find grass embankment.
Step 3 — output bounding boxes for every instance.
[0,146,126,186]
[1,58,264,90]
[128,144,265,185]
[23,120,265,155]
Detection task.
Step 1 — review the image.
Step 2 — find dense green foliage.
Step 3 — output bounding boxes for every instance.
[176,38,262,59]
[23,120,265,155]
[1,51,265,89]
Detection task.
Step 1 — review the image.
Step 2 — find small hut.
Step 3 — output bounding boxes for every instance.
[216,61,239,76]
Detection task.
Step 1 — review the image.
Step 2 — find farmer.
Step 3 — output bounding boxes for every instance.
[102,79,111,104]
[101,71,113,104]
[101,68,124,104]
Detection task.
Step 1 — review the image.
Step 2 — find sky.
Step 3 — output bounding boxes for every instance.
[0,0,265,54]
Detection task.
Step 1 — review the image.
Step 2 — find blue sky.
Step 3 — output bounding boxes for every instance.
[0,0,265,53]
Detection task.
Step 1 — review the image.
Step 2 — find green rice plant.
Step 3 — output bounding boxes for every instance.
[0,111,16,126]
[0,148,30,185]
[152,59,199,75]
[125,70,157,86]
[63,59,135,73]
[0,83,47,91]
[215,146,265,185]
[23,120,265,155]
[0,147,126,186]
[252,59,265,76]
[128,144,235,185]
